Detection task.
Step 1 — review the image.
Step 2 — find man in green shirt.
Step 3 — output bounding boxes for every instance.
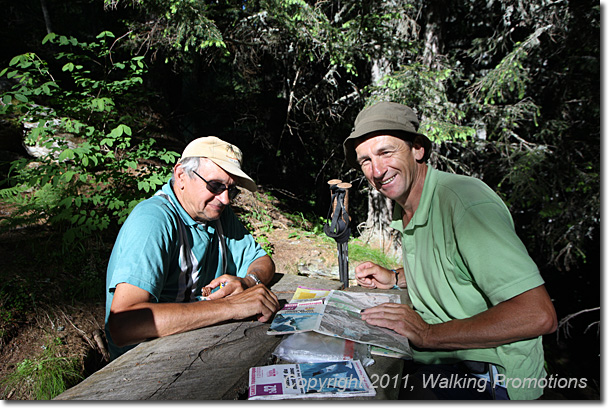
[343,102,557,400]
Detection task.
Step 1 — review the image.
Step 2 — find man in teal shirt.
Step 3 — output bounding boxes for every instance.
[343,102,557,400]
[106,136,280,360]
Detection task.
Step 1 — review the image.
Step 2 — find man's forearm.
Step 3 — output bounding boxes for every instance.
[109,298,239,347]
[244,255,275,287]
[110,256,279,347]
[422,285,557,350]
[110,283,280,347]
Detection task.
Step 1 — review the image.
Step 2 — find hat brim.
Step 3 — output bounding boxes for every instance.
[208,158,258,192]
[343,128,432,168]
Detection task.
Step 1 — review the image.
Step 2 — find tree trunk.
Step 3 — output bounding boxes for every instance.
[359,0,444,263]
[422,0,443,70]
[40,0,53,34]
[358,4,402,261]
[359,188,402,260]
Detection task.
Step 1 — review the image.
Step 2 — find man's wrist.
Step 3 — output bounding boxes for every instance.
[390,269,399,288]
[245,273,261,288]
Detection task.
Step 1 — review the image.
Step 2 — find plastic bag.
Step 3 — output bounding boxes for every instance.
[273,332,374,367]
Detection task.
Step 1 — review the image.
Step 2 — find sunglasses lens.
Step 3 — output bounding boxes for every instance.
[206,181,226,195]
[207,180,239,200]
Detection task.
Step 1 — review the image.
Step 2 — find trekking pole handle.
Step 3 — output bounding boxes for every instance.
[327,179,351,224]
[327,179,342,216]
[337,182,351,216]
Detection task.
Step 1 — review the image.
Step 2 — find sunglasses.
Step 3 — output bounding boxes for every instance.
[193,171,240,200]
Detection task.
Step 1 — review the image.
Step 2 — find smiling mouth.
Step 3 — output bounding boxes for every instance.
[380,175,396,186]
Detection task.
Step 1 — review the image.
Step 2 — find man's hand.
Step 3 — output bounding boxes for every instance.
[202,275,280,321]
[202,274,247,300]
[360,303,430,347]
[355,261,396,289]
[203,255,275,300]
[219,284,280,323]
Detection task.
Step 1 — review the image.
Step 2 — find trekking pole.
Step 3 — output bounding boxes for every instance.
[324,179,352,289]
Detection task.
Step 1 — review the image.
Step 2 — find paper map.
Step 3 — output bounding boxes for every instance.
[268,286,412,356]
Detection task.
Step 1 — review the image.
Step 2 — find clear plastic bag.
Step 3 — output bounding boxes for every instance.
[273,332,374,367]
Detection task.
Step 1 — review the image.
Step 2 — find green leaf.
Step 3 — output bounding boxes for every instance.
[138,181,150,192]
[42,33,56,44]
[108,124,132,138]
[62,170,75,182]
[58,148,75,162]
[63,229,75,244]
[58,197,72,208]
[121,124,132,136]
[96,31,115,39]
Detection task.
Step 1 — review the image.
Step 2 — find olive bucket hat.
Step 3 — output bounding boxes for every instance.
[343,101,432,168]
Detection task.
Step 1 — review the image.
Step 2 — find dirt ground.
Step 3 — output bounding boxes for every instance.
[0,190,343,399]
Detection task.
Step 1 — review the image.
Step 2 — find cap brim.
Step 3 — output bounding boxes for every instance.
[208,159,258,192]
[343,128,432,168]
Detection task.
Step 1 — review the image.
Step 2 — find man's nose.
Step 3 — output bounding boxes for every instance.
[371,157,385,179]
[218,189,231,205]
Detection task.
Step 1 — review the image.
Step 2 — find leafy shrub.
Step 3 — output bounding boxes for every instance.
[0,31,179,250]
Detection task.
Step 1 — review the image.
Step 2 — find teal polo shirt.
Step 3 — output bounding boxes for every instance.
[390,165,546,400]
[105,180,267,359]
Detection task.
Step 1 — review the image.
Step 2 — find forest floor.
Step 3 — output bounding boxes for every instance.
[0,190,600,400]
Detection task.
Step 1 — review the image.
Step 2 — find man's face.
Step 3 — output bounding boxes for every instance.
[177,159,236,223]
[355,134,422,205]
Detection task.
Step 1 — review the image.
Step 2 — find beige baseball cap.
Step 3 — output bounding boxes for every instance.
[180,136,258,192]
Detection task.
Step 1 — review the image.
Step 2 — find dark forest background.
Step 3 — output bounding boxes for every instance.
[0,0,600,399]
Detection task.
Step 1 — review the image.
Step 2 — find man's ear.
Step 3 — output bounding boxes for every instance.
[173,163,187,189]
[412,136,427,163]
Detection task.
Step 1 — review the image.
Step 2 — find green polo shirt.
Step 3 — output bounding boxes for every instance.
[105,180,267,359]
[390,165,546,400]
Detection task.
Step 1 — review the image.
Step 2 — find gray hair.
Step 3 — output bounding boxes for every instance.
[171,156,201,184]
